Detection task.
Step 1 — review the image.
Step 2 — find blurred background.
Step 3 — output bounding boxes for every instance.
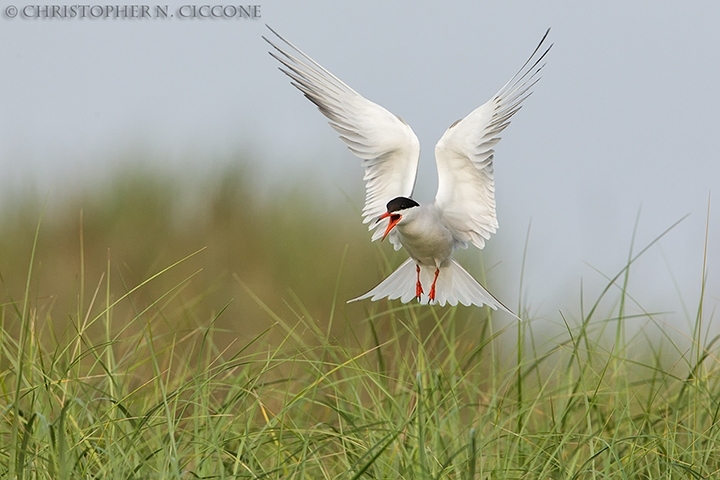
[1,1,719,341]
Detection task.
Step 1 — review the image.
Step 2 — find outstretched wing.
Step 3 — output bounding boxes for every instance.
[264,26,421,242]
[434,29,551,249]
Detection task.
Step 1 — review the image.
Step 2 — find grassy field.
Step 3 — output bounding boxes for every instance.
[1,165,718,478]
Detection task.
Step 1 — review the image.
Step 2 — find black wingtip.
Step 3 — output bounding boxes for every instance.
[262,24,287,51]
[265,24,279,37]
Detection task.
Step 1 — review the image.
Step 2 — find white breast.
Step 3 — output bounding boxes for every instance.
[395,205,455,268]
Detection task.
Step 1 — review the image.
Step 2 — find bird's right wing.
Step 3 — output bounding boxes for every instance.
[264,26,421,242]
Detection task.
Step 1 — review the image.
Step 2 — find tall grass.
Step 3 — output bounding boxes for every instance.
[1,165,719,478]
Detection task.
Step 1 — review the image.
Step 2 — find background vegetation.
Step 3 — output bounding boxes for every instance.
[1,156,718,478]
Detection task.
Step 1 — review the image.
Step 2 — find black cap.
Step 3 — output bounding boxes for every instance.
[386,196,420,213]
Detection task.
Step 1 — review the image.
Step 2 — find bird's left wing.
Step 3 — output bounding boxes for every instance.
[264,26,420,242]
[433,30,551,250]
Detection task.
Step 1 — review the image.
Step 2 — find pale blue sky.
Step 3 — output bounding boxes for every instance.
[1,1,719,325]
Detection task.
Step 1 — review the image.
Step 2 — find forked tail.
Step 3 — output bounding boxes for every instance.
[348,258,516,316]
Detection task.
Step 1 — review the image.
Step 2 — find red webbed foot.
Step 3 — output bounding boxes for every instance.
[415,264,423,300]
[428,268,440,303]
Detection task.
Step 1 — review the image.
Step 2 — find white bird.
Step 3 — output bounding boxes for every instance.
[264,26,551,314]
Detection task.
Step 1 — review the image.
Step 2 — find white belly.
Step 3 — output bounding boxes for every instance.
[396,210,454,268]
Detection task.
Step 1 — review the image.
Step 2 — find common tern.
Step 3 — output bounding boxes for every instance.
[264,26,551,313]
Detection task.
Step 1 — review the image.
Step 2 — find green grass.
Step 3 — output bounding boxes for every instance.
[1,166,719,478]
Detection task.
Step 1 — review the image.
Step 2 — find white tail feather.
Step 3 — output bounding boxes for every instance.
[348,258,515,316]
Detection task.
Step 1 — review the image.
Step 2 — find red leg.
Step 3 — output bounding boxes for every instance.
[428,268,440,302]
[415,265,423,299]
